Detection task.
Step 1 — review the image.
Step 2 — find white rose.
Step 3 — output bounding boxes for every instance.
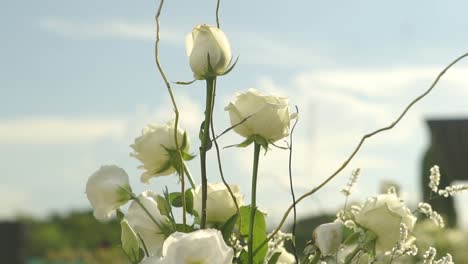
[185,24,232,80]
[225,89,297,142]
[126,191,169,257]
[140,256,163,264]
[131,120,189,184]
[85,165,132,221]
[161,229,233,264]
[268,245,296,264]
[355,193,417,252]
[120,219,140,263]
[192,183,244,223]
[312,222,343,256]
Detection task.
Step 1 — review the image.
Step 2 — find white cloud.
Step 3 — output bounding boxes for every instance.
[0,117,127,145]
[38,17,181,42]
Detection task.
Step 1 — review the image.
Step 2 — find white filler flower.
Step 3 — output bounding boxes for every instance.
[225,89,297,142]
[85,165,132,221]
[192,183,244,223]
[355,193,417,252]
[131,120,189,183]
[312,222,343,256]
[126,191,169,257]
[186,24,232,79]
[161,229,233,264]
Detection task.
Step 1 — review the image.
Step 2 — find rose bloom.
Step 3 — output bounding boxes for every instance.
[131,120,189,183]
[192,183,244,224]
[312,222,343,256]
[355,193,417,252]
[85,165,132,221]
[126,191,170,257]
[225,89,297,142]
[160,229,233,264]
[185,24,232,80]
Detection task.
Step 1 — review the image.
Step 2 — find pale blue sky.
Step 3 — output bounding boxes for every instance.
[2,0,468,228]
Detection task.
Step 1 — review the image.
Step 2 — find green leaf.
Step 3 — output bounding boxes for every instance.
[182,152,196,161]
[155,161,172,174]
[267,252,282,264]
[221,55,240,76]
[116,209,125,221]
[237,137,254,148]
[168,190,195,215]
[237,249,248,264]
[169,192,182,207]
[342,230,360,245]
[155,195,171,218]
[239,205,268,264]
[221,213,239,243]
[175,224,195,233]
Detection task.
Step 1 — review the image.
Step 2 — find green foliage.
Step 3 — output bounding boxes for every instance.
[239,206,267,264]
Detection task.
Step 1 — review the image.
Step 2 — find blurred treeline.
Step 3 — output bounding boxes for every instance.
[17,210,129,264]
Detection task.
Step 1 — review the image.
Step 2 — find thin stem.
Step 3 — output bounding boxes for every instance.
[181,168,187,229]
[344,247,362,264]
[248,143,261,264]
[215,0,221,28]
[288,106,300,263]
[200,77,215,229]
[183,163,196,189]
[154,0,187,227]
[254,51,468,252]
[210,78,241,239]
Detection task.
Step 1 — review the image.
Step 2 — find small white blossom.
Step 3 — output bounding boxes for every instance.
[418,203,445,228]
[429,165,441,193]
[340,168,361,196]
[438,184,468,197]
[423,247,437,264]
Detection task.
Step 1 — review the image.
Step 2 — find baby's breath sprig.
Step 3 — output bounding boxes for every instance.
[418,203,445,228]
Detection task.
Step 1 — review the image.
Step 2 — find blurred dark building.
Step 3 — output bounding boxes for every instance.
[422,118,468,227]
[0,222,27,264]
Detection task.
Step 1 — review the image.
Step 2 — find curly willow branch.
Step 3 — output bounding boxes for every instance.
[255,51,468,253]
[154,0,187,226]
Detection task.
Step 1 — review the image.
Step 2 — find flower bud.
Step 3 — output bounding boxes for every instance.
[312,222,344,256]
[225,89,297,142]
[355,193,417,252]
[185,24,232,80]
[120,219,140,263]
[192,183,244,223]
[85,165,132,221]
[126,191,169,257]
[131,120,189,184]
[161,229,233,264]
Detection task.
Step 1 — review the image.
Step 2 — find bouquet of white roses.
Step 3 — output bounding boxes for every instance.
[84,1,468,263]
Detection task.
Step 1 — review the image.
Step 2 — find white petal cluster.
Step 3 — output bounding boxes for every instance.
[126,191,169,256]
[185,24,232,80]
[312,222,344,256]
[225,89,297,142]
[131,120,189,183]
[85,165,132,221]
[355,193,417,252]
[161,229,233,264]
[192,183,244,223]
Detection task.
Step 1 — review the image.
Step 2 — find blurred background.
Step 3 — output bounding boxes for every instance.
[1,0,468,263]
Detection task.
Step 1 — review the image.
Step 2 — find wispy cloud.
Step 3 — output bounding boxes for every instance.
[38,17,181,42]
[0,117,127,145]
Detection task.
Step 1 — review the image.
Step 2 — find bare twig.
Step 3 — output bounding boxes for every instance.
[211,115,253,142]
[216,0,221,28]
[288,106,300,263]
[210,78,242,242]
[255,52,468,254]
[154,0,187,227]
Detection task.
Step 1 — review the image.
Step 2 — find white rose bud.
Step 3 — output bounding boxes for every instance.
[312,222,344,256]
[185,24,232,80]
[126,191,169,257]
[192,183,244,223]
[161,229,233,264]
[85,165,132,221]
[225,89,297,142]
[131,120,189,184]
[120,219,140,263]
[355,193,417,252]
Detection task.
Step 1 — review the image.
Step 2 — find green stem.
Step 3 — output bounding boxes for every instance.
[200,77,215,229]
[248,143,261,264]
[183,163,196,189]
[344,247,362,264]
[310,251,321,264]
